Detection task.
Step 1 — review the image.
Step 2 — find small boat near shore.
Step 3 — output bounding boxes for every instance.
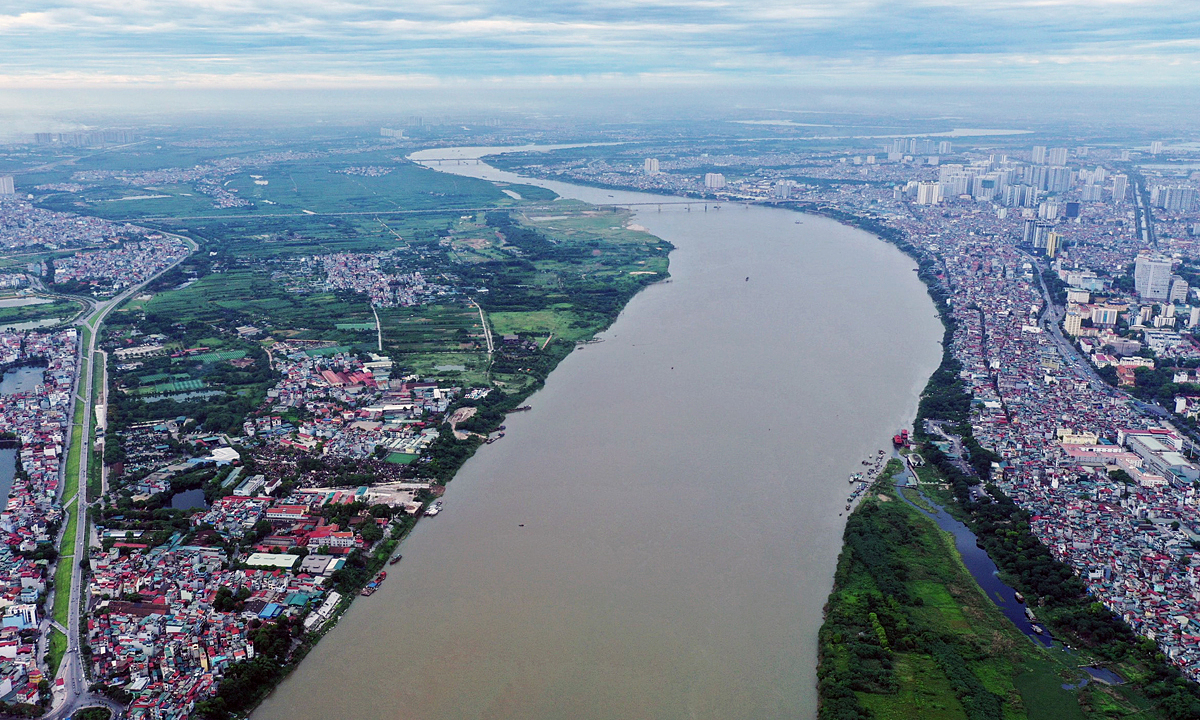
[425,501,443,517]
[389,554,403,565]
[361,571,388,596]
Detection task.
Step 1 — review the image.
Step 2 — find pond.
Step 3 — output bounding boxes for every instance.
[0,449,15,507]
[0,319,65,332]
[169,488,208,510]
[0,297,52,309]
[0,365,44,396]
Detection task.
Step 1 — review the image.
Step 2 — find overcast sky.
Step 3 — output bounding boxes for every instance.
[1,0,1198,89]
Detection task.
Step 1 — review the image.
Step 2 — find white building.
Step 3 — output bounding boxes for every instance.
[704,173,725,190]
[643,158,660,175]
[1169,275,1190,304]
[916,182,942,205]
[1112,175,1128,203]
[1134,254,1173,301]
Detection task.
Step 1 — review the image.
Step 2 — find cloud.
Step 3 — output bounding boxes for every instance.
[0,0,1197,87]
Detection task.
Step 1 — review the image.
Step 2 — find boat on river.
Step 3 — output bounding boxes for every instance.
[425,501,443,517]
[389,554,403,565]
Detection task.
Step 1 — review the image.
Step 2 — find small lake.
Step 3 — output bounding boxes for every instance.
[0,449,15,507]
[169,488,208,510]
[1,319,64,332]
[0,297,52,309]
[895,466,1053,647]
[0,365,44,395]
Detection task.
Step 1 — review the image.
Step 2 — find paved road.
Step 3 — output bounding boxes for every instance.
[1026,252,1117,397]
[44,232,196,720]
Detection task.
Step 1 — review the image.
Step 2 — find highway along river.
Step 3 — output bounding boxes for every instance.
[253,147,944,720]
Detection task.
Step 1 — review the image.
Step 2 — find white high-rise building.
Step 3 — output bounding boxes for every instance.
[703,173,725,190]
[1170,276,1190,303]
[1112,175,1128,203]
[1048,147,1068,166]
[1031,146,1047,164]
[1135,254,1173,301]
[916,182,942,205]
[1151,141,1164,155]
[937,141,953,155]
[643,158,660,175]
[0,176,13,195]
[1190,306,1200,329]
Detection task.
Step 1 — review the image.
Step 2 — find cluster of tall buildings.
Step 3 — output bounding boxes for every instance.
[1022,219,1063,257]
[908,147,1129,210]
[1030,146,1069,165]
[32,130,135,146]
[1150,186,1199,213]
[0,177,12,195]
[882,138,953,161]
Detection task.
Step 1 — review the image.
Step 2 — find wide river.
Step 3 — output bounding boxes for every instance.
[254,147,943,720]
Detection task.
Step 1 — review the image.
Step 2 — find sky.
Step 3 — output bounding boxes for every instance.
[2,0,1199,90]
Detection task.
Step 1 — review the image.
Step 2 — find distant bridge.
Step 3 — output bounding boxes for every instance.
[415,157,485,165]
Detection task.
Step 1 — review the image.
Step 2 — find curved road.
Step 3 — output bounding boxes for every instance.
[44,233,196,720]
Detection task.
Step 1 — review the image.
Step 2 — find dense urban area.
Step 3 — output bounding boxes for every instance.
[2,122,1200,718]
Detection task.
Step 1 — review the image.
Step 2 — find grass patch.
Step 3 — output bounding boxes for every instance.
[46,629,67,678]
[51,544,74,628]
[859,653,968,720]
[488,310,591,343]
[384,452,419,465]
[62,354,86,505]
[1014,660,1086,720]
